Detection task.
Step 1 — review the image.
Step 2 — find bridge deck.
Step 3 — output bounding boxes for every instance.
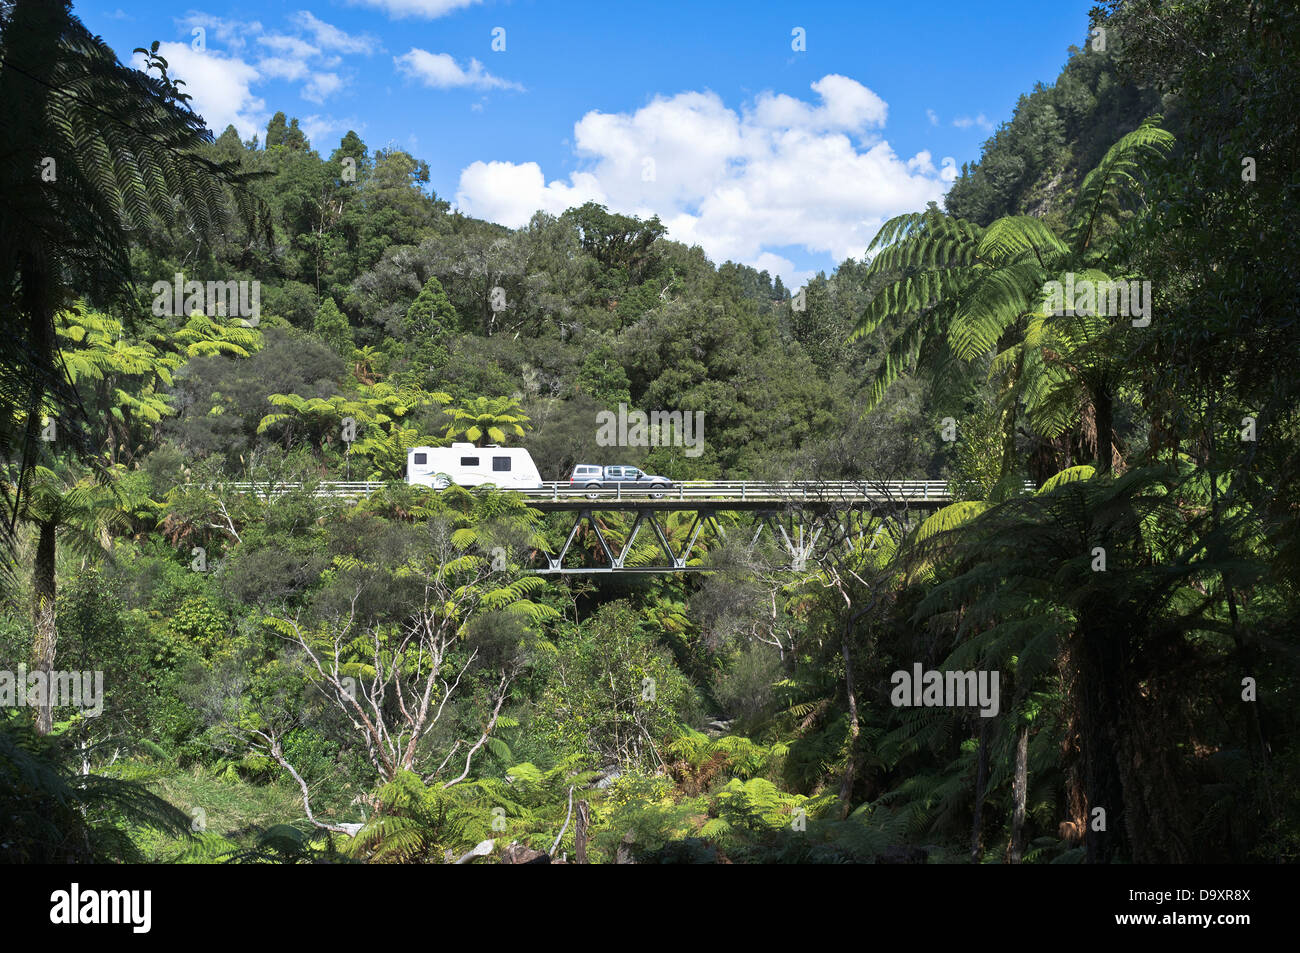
[195,480,996,573]
[210,480,958,510]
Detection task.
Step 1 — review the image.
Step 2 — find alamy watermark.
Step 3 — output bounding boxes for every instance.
[50,884,150,933]
[890,663,999,718]
[596,402,705,458]
[0,664,103,717]
[1043,273,1151,327]
[152,272,260,326]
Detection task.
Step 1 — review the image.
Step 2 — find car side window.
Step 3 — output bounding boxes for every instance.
[493,457,511,472]
[413,453,427,465]
[460,456,479,467]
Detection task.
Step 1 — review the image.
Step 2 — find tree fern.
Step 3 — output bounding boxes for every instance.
[0,0,270,582]
[1067,117,1174,254]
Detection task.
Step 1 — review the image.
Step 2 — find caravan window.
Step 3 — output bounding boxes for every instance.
[492,456,511,472]
[460,456,480,467]
[413,453,427,465]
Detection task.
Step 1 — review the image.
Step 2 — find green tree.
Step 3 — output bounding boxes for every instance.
[534,600,699,770]
[332,130,369,173]
[343,149,449,281]
[563,202,667,285]
[56,305,260,464]
[0,1,262,569]
[575,344,631,407]
[910,466,1263,862]
[345,771,479,863]
[265,111,307,151]
[214,497,558,830]
[853,119,1173,478]
[403,275,459,342]
[313,297,354,360]
[258,380,450,479]
[443,396,530,447]
[6,464,140,732]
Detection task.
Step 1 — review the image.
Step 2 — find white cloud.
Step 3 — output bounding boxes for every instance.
[349,0,482,18]
[953,113,994,131]
[750,74,887,133]
[807,73,888,129]
[302,72,344,104]
[455,75,951,285]
[257,56,309,82]
[456,161,604,225]
[291,11,377,54]
[260,33,320,60]
[926,108,939,126]
[178,13,263,54]
[174,12,365,110]
[907,150,937,175]
[133,42,266,139]
[394,49,523,91]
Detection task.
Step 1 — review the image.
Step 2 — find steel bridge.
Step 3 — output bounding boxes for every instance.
[211,480,960,575]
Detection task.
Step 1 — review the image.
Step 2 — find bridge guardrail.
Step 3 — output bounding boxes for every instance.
[525,481,952,502]
[187,479,973,502]
[184,480,1040,510]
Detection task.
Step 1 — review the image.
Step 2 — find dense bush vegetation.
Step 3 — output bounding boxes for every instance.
[1,0,1297,864]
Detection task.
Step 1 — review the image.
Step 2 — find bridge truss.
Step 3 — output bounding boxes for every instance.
[524,482,951,575]
[211,480,960,575]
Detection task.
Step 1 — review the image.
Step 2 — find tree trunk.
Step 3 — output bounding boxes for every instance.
[837,625,861,819]
[1076,626,1127,863]
[32,520,57,735]
[1009,719,1029,863]
[970,715,990,862]
[997,330,1024,480]
[575,800,590,864]
[1081,388,1123,859]
[615,831,636,864]
[1095,387,1114,475]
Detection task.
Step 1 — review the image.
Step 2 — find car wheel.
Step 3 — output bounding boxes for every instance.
[650,482,667,499]
[585,482,601,500]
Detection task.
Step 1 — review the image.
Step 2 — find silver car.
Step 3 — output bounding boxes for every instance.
[569,464,672,496]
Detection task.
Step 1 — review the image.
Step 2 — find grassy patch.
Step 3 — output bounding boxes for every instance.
[135,764,306,862]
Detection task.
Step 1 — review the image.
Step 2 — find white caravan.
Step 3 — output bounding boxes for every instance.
[406,443,544,490]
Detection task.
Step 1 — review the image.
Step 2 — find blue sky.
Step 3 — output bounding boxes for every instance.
[79,0,1098,286]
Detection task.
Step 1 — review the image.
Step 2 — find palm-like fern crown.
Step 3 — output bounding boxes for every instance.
[851,119,1173,480]
[1,2,267,311]
[444,395,531,445]
[851,208,985,410]
[0,0,269,574]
